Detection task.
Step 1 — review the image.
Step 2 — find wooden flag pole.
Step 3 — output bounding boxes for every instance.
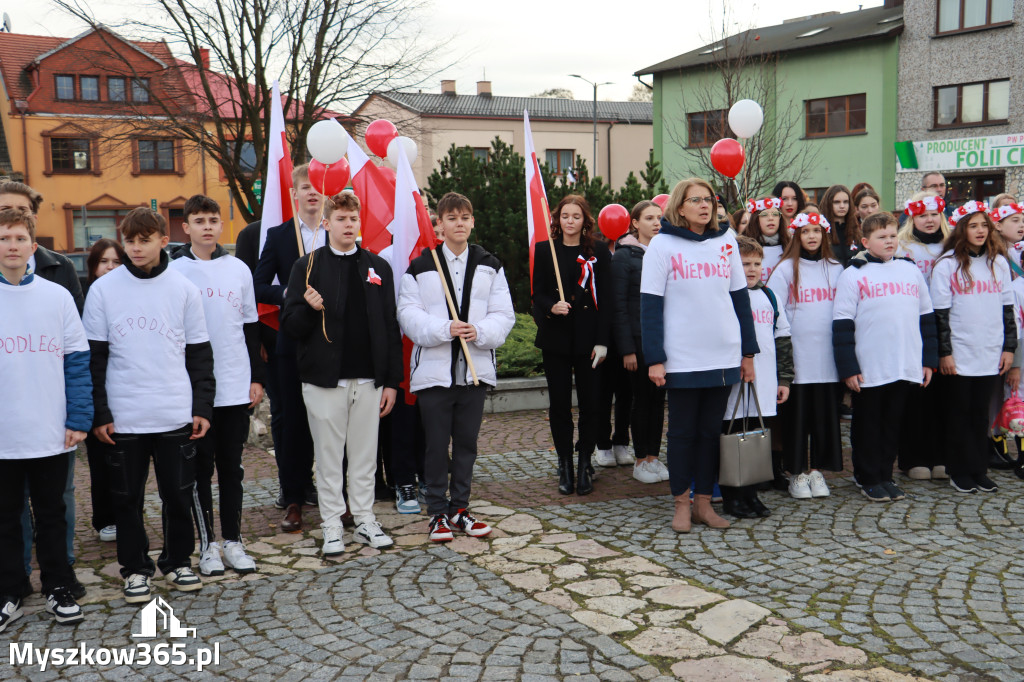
[429,248,479,386]
[305,170,331,343]
[545,203,566,302]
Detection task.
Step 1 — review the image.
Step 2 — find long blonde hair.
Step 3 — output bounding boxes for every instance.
[897,190,950,248]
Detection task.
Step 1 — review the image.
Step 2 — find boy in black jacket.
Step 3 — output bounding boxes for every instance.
[280,193,402,556]
[83,208,215,602]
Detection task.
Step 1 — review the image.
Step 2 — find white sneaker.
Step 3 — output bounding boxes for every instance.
[222,540,257,574]
[199,542,224,576]
[594,449,617,467]
[613,445,633,465]
[123,574,151,603]
[652,458,671,481]
[789,473,812,499]
[808,471,830,498]
[353,520,394,549]
[322,525,345,557]
[98,525,117,542]
[632,460,662,484]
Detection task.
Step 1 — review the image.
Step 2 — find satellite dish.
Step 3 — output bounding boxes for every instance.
[2,13,11,33]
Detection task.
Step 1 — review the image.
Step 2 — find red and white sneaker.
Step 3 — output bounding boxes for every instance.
[449,509,492,538]
[428,514,454,542]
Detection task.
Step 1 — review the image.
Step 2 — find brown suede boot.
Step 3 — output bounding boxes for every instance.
[692,494,730,529]
[672,493,691,533]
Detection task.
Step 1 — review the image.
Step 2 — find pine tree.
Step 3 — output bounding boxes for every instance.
[640,150,670,195]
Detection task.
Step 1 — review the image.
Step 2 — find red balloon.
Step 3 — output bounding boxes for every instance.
[709,138,745,179]
[365,119,398,158]
[598,203,630,241]
[652,194,670,209]
[308,158,351,196]
[376,164,397,188]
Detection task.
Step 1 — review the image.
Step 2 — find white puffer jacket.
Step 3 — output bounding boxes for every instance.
[397,245,515,392]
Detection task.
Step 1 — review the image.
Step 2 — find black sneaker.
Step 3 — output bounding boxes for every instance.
[274,490,286,510]
[69,576,86,600]
[304,484,319,507]
[839,404,853,420]
[881,481,906,501]
[950,476,978,493]
[990,436,1015,470]
[45,586,84,625]
[0,596,23,633]
[974,474,998,492]
[861,484,890,502]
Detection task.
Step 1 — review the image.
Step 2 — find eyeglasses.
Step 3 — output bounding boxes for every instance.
[761,211,781,217]
[685,196,715,205]
[924,183,947,191]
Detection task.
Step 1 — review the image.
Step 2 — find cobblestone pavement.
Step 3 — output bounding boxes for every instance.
[1,408,1017,680]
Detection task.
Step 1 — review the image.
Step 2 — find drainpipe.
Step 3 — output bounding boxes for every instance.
[15,100,28,184]
[606,122,615,184]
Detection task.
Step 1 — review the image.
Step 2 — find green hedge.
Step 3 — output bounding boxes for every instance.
[496,313,543,378]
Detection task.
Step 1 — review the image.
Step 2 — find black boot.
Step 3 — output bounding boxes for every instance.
[990,435,1016,470]
[558,454,575,495]
[576,451,594,495]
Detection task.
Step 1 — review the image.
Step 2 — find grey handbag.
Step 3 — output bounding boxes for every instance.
[719,384,773,487]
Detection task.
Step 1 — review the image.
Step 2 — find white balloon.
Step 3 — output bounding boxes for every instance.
[386,136,418,166]
[306,119,348,165]
[728,99,764,139]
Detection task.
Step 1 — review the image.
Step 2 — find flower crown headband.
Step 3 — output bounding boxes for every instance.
[990,203,1024,222]
[788,212,831,233]
[951,200,989,224]
[746,197,782,213]
[904,195,946,217]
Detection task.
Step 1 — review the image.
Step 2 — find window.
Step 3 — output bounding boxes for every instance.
[80,76,99,101]
[806,94,867,137]
[938,0,1012,32]
[131,78,150,103]
[239,141,257,173]
[546,149,574,175]
[55,75,75,100]
[72,208,132,249]
[108,77,126,102]
[687,109,730,147]
[138,139,175,172]
[472,147,489,162]
[934,79,1009,128]
[50,138,91,171]
[805,188,828,205]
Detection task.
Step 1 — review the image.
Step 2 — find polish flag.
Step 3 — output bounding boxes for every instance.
[256,80,294,329]
[390,141,438,300]
[524,110,551,290]
[343,128,395,255]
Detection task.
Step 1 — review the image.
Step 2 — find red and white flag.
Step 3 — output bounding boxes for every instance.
[344,129,396,255]
[257,80,294,329]
[524,110,551,290]
[390,142,438,300]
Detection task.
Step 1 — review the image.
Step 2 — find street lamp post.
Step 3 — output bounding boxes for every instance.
[569,74,612,181]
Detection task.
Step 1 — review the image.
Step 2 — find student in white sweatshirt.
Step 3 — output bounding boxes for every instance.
[766,211,844,500]
[931,201,1016,494]
[896,192,951,481]
[170,195,265,577]
[833,212,937,502]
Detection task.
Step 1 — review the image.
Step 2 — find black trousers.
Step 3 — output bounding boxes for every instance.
[276,351,315,506]
[897,375,945,471]
[386,387,426,487]
[781,382,843,475]
[193,404,249,548]
[597,351,632,450]
[264,353,285,486]
[941,374,1001,478]
[417,385,487,516]
[86,433,116,531]
[543,351,600,459]
[627,344,665,459]
[666,385,732,496]
[0,453,74,595]
[851,381,912,487]
[107,425,197,578]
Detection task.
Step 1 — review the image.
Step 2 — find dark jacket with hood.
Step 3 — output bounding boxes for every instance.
[611,234,646,356]
[35,245,85,314]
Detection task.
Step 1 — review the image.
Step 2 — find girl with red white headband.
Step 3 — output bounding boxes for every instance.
[931,200,1017,494]
[896,191,952,481]
[745,196,788,283]
[991,201,1024,273]
[766,209,844,500]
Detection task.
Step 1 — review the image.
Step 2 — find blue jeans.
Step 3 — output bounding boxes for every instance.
[22,451,76,575]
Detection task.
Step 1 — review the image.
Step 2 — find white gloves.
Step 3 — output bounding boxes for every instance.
[592,345,608,369]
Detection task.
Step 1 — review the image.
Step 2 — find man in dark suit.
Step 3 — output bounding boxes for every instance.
[254,165,325,532]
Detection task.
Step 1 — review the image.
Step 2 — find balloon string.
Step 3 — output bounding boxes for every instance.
[307,167,331,344]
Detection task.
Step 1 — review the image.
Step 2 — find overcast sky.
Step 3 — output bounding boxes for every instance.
[23,0,881,103]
